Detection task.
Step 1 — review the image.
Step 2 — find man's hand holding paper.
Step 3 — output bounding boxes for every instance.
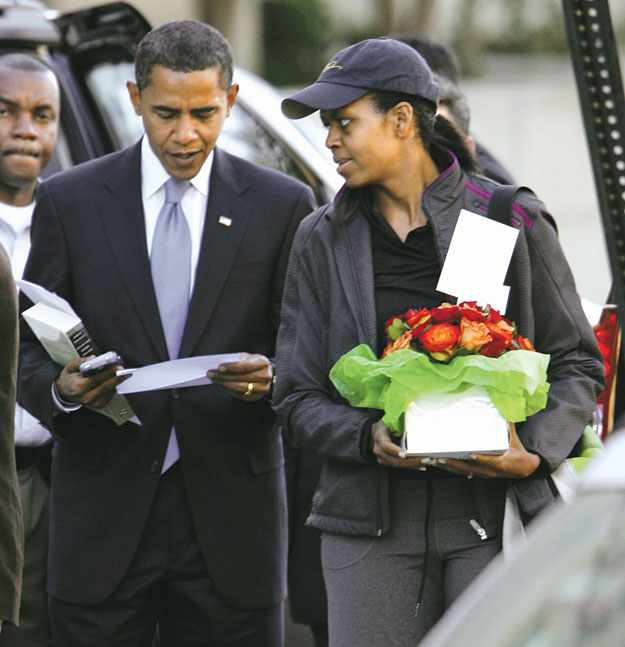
[206,352,274,402]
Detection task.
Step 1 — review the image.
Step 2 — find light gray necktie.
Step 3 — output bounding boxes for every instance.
[151,177,191,472]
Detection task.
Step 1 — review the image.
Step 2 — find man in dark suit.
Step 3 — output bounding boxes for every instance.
[18,20,314,647]
[0,245,23,635]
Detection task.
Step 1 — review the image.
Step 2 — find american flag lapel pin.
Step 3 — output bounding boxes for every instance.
[218,215,232,227]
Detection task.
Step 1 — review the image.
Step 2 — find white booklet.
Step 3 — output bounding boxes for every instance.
[17,280,138,426]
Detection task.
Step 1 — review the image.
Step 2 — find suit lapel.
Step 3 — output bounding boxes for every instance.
[179,149,251,357]
[100,143,168,360]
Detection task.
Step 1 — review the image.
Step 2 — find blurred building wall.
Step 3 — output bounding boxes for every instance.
[48,0,201,25]
[47,0,625,77]
[48,0,264,73]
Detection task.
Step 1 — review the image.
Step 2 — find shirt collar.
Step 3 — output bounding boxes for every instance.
[140,135,213,198]
[0,200,35,235]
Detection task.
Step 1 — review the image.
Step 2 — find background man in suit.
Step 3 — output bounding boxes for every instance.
[18,20,314,647]
[0,245,22,637]
[0,53,59,647]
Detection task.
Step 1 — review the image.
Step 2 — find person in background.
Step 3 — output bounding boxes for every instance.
[0,244,22,638]
[391,33,516,185]
[0,53,59,647]
[19,20,314,647]
[274,38,604,646]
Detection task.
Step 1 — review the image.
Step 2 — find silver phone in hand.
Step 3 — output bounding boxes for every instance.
[79,351,123,375]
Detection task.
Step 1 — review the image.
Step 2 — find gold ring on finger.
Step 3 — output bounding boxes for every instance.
[244,382,254,396]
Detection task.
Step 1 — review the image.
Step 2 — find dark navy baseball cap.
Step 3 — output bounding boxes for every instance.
[282,38,440,119]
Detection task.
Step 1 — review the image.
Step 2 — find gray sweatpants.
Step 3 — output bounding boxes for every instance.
[321,476,505,647]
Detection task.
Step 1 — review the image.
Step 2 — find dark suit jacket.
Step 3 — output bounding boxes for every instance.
[18,143,315,609]
[0,245,23,625]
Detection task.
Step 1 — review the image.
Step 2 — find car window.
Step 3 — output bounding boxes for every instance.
[219,103,307,180]
[84,60,143,149]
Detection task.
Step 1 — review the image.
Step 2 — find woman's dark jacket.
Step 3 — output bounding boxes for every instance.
[273,157,605,536]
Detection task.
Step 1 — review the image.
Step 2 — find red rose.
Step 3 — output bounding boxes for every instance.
[458,301,488,321]
[419,323,461,361]
[410,315,434,340]
[479,321,514,357]
[487,307,504,323]
[405,307,431,327]
[430,303,459,323]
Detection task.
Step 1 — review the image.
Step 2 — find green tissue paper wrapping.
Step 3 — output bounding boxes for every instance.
[329,345,550,435]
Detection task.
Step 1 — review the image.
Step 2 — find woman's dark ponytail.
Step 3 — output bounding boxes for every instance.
[431,112,481,173]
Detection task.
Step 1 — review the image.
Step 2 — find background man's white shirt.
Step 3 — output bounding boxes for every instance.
[0,201,52,446]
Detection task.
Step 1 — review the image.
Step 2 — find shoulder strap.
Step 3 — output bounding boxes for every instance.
[487,185,523,226]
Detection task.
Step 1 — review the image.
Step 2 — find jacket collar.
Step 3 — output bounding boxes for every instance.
[325,151,468,349]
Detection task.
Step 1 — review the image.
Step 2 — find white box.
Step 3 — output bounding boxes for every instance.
[401,385,509,458]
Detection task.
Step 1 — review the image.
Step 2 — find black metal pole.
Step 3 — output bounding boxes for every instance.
[561,0,625,320]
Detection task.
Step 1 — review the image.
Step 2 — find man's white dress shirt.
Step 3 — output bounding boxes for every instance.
[0,199,52,446]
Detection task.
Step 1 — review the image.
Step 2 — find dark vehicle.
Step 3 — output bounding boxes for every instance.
[0,0,340,203]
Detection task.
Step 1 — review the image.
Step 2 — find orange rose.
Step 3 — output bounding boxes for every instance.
[459,318,491,352]
[418,323,461,361]
[515,334,535,351]
[381,330,413,358]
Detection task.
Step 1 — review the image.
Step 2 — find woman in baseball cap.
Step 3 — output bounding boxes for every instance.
[274,38,603,647]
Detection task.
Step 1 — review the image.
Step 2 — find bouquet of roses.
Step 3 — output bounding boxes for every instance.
[329,302,550,454]
[382,301,535,361]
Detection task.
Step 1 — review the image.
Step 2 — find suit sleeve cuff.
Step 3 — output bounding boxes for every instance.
[51,382,82,414]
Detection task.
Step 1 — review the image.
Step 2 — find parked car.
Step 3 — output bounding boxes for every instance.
[0,0,341,205]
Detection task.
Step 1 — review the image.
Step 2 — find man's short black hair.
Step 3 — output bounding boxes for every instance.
[0,52,56,77]
[388,33,460,84]
[135,20,234,92]
[389,33,471,134]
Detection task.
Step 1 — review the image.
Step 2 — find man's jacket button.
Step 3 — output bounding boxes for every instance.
[171,389,180,400]
[150,461,161,473]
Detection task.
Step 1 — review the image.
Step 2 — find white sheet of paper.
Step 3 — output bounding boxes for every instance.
[436,210,519,311]
[16,279,77,316]
[116,353,241,394]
